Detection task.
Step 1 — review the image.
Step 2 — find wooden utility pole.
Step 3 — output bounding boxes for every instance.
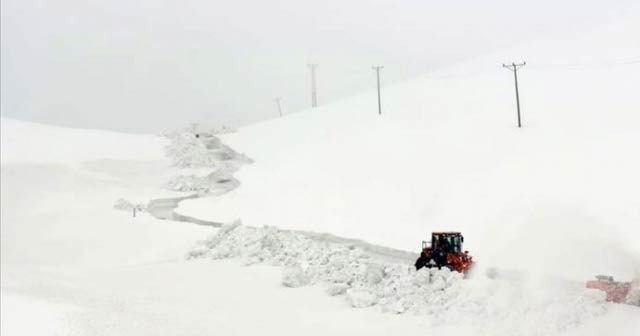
[274,97,283,117]
[308,64,318,108]
[502,62,526,128]
[372,66,384,115]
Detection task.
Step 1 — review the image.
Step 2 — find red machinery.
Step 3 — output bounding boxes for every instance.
[586,275,640,306]
[414,232,474,273]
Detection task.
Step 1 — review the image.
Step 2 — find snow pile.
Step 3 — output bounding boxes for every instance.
[166,175,216,193]
[627,280,640,306]
[165,167,240,194]
[164,129,251,168]
[282,266,311,288]
[163,127,251,197]
[190,223,608,335]
[162,123,236,138]
[113,198,146,212]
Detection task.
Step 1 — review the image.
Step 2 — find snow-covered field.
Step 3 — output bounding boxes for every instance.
[0,118,446,335]
[2,14,640,335]
[2,103,639,335]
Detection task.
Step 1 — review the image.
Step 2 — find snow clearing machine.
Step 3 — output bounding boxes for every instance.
[414,232,474,273]
[586,275,640,306]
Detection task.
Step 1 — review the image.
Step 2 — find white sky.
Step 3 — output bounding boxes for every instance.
[1,0,636,133]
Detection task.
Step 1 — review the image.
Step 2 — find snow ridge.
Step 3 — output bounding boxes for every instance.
[164,128,251,169]
[163,127,251,196]
[189,223,608,336]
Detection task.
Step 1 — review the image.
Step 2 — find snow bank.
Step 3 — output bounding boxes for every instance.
[166,174,219,193]
[164,129,251,168]
[165,170,240,194]
[162,128,250,198]
[190,223,609,335]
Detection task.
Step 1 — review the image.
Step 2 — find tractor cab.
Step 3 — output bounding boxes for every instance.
[416,231,473,273]
[432,232,464,253]
[422,232,464,253]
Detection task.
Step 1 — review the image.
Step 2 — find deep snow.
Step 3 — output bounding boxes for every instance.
[0,118,462,335]
[2,108,638,335]
[177,18,640,283]
[3,13,640,335]
[189,222,612,336]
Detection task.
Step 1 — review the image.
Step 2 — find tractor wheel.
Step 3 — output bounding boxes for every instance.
[414,256,428,270]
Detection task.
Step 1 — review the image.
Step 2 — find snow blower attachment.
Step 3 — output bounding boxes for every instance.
[586,275,640,306]
[414,232,474,273]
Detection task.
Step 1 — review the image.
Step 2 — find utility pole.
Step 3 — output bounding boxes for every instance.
[274,97,283,117]
[308,64,318,108]
[372,66,384,115]
[502,62,526,128]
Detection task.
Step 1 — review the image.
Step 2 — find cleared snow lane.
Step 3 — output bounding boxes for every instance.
[147,195,222,227]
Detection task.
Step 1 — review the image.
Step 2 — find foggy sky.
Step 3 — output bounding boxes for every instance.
[1,0,636,133]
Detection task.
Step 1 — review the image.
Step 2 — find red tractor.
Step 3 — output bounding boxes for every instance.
[414,232,474,273]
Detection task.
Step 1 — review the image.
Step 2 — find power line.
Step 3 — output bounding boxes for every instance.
[502,62,526,128]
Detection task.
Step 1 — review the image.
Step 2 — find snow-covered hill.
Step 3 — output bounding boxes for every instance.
[178,17,640,283]
[1,117,167,164]
[0,118,443,336]
[3,12,640,336]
